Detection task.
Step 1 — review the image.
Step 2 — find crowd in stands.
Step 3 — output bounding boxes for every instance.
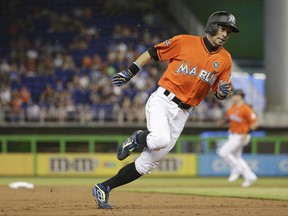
[0,0,226,124]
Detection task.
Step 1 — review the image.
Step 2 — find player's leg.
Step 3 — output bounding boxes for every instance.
[238,157,257,187]
[117,87,188,159]
[233,141,257,187]
[135,89,190,174]
[95,99,175,188]
[145,89,183,150]
[217,134,243,181]
[218,135,242,170]
[116,89,171,160]
[227,142,245,182]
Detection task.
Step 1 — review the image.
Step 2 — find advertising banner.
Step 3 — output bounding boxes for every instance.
[37,153,197,177]
[198,154,288,176]
[0,154,34,175]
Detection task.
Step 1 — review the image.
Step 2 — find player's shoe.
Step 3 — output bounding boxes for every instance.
[117,130,143,160]
[241,175,257,187]
[228,172,241,182]
[92,184,112,209]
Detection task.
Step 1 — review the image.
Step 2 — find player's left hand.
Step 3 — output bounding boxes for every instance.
[218,80,231,97]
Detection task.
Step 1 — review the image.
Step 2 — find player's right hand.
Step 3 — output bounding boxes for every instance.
[112,70,133,87]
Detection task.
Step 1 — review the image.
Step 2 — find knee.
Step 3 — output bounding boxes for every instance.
[147,133,170,150]
[135,159,159,175]
[217,148,228,158]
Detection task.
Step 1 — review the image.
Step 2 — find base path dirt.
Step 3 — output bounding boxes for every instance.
[0,186,287,216]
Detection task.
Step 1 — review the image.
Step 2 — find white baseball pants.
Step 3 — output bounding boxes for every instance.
[135,87,192,175]
[218,133,257,180]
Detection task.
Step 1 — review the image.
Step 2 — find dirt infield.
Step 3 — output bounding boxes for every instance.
[0,186,287,216]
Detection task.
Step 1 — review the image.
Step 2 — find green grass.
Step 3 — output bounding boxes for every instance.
[119,177,288,201]
[1,177,288,200]
[122,187,288,201]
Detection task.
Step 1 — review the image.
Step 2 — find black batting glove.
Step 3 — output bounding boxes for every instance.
[217,81,231,99]
[112,70,134,87]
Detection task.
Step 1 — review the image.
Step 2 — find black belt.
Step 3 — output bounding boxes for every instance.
[163,90,191,110]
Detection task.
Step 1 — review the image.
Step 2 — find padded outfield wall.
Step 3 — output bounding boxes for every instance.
[0,153,287,177]
[0,134,287,177]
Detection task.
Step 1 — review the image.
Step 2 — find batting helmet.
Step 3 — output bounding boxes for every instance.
[205,11,239,35]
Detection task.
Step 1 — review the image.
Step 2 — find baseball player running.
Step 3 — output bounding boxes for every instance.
[92,11,239,209]
[217,89,259,187]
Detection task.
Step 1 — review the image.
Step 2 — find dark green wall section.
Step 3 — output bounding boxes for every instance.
[182,0,263,60]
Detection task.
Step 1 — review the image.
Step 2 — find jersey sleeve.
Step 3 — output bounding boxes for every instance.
[245,106,258,125]
[154,35,183,61]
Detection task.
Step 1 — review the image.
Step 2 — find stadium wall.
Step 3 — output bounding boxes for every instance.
[0,134,287,177]
[1,153,287,177]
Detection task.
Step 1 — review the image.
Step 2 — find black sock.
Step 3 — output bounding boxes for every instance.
[136,130,149,147]
[101,162,142,190]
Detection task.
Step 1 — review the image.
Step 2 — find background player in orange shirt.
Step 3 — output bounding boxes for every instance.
[217,89,259,187]
[92,11,239,209]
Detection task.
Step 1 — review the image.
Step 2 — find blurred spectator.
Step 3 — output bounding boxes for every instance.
[58,103,67,124]
[40,85,56,106]
[69,36,88,50]
[19,86,31,108]
[55,80,65,92]
[62,55,76,69]
[26,102,41,121]
[0,60,11,73]
[26,49,39,72]
[79,104,93,123]
[82,55,93,68]
[121,96,133,122]
[0,86,11,109]
[10,90,22,122]
[209,103,224,121]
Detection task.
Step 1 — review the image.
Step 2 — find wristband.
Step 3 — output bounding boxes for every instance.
[128,62,141,76]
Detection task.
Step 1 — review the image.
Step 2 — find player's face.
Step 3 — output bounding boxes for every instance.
[210,25,232,47]
[231,94,242,104]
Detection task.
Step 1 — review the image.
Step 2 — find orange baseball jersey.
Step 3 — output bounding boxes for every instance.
[226,103,258,134]
[155,34,232,107]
